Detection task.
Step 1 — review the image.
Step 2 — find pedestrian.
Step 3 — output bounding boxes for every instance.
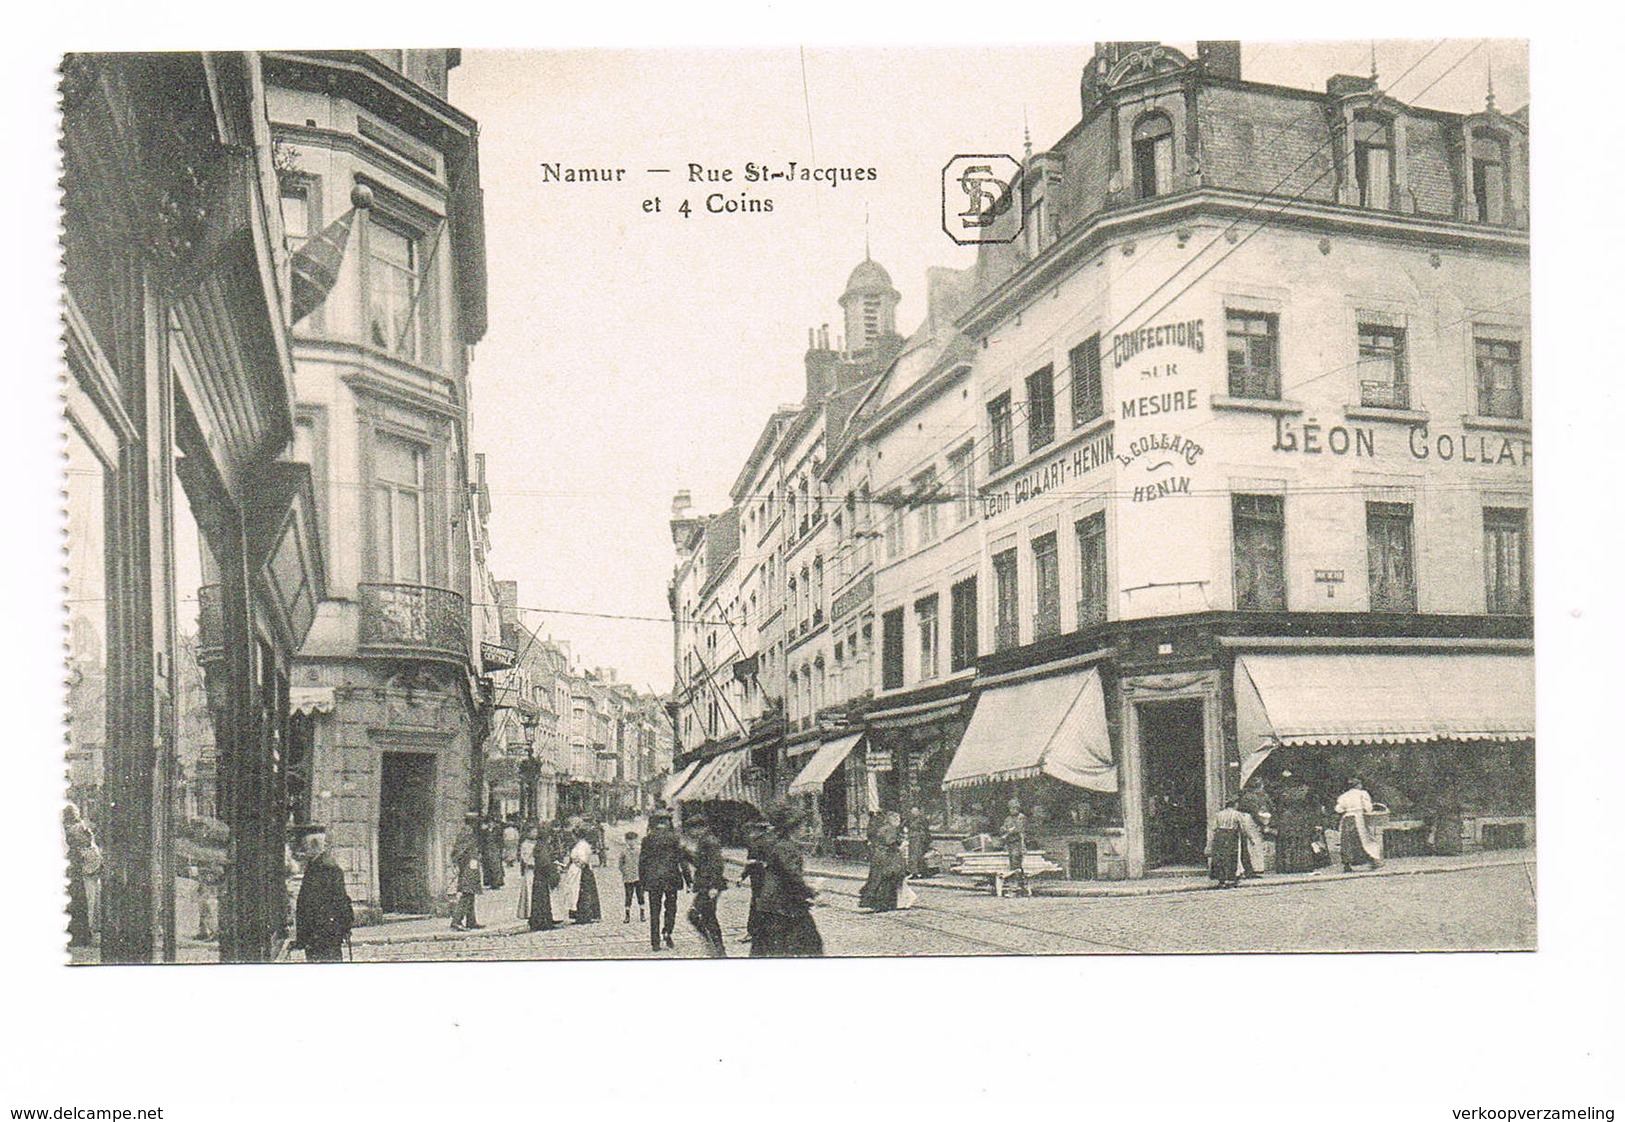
[754,803,823,958]
[1273,771,1326,874]
[292,830,354,961]
[639,811,690,951]
[683,814,727,956]
[561,825,602,923]
[516,826,537,920]
[1236,776,1272,878]
[619,829,645,924]
[739,819,771,946]
[63,803,98,948]
[528,821,561,931]
[1207,798,1248,888]
[479,813,506,889]
[595,819,608,867]
[999,797,1029,897]
[857,810,906,913]
[450,812,484,931]
[905,804,933,879]
[1335,777,1383,871]
[502,818,521,867]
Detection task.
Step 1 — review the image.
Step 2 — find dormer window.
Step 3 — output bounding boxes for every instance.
[1472,130,1509,225]
[1132,113,1175,199]
[1354,113,1393,210]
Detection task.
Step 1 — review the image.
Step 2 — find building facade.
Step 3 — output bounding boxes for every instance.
[264,50,491,918]
[671,42,1532,877]
[63,52,327,960]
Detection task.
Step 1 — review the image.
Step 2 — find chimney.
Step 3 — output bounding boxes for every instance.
[1197,41,1242,82]
[806,327,837,403]
[496,580,520,630]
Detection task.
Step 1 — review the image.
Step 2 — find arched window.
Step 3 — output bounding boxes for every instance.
[1472,129,1510,225]
[1353,113,1393,210]
[1132,113,1175,199]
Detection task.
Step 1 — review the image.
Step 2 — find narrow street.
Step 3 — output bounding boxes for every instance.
[348,839,1536,962]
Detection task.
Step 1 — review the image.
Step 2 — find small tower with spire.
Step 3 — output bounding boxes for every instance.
[839,246,900,355]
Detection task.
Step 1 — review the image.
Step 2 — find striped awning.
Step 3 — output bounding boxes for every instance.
[787,733,864,797]
[943,668,1117,792]
[661,759,702,804]
[1235,652,1536,783]
[676,749,748,803]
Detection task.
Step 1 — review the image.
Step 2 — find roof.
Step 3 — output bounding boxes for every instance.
[844,257,895,295]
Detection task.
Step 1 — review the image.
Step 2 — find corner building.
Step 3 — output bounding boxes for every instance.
[945,42,1531,877]
[264,51,490,917]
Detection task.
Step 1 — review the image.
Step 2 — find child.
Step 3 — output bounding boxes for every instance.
[619,829,645,923]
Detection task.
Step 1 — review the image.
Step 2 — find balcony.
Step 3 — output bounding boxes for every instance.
[196,584,225,665]
[358,582,469,664]
[1360,380,1411,410]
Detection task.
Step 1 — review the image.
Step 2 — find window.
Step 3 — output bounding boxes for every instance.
[1474,334,1523,419]
[1353,114,1393,210]
[1070,335,1103,427]
[367,217,422,360]
[885,507,904,560]
[950,576,978,672]
[1226,310,1280,399]
[993,547,1020,652]
[988,392,1014,471]
[812,558,824,626]
[1026,365,1055,451]
[881,607,905,690]
[1075,512,1107,627]
[916,595,940,681]
[1232,495,1286,611]
[1358,325,1409,409]
[912,469,939,546]
[948,442,977,524]
[1484,508,1530,615]
[280,187,311,249]
[1032,532,1060,638]
[1132,113,1174,199]
[373,431,427,583]
[1472,131,1509,225]
[1366,502,1416,612]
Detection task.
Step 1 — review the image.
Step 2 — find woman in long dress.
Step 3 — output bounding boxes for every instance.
[527,823,560,931]
[1274,773,1325,874]
[756,803,823,957]
[1207,799,1246,887]
[857,812,906,913]
[561,827,602,924]
[1334,777,1383,871]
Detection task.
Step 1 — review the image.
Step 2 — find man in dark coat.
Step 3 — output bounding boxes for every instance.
[293,831,354,962]
[685,814,727,957]
[639,811,691,951]
[451,812,484,931]
[905,804,933,879]
[740,819,771,945]
[755,803,823,957]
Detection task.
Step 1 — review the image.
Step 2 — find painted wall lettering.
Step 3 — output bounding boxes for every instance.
[1407,424,1531,466]
[1272,416,1376,457]
[1121,388,1199,418]
[980,430,1114,518]
[1111,318,1205,368]
[1116,431,1204,502]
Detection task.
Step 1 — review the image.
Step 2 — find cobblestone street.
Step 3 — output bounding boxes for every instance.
[348,845,1536,962]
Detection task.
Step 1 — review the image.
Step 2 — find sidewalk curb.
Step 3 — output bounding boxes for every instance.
[724,851,1531,900]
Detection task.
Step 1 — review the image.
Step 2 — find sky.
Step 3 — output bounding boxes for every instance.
[451,40,1529,694]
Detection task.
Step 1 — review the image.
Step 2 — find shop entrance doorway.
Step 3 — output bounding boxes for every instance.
[1138,699,1207,868]
[379,752,436,914]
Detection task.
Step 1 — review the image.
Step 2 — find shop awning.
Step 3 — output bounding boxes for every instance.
[1235,652,1536,784]
[942,668,1117,792]
[661,759,702,804]
[787,732,864,797]
[677,749,748,803]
